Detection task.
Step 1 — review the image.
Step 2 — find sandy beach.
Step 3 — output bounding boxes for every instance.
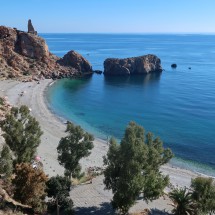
[0,79,206,214]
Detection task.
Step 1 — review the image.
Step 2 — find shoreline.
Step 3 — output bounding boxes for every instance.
[0,79,109,177]
[0,79,211,183]
[44,80,215,180]
[0,78,213,213]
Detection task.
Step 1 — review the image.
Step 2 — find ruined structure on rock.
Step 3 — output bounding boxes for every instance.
[28,19,37,35]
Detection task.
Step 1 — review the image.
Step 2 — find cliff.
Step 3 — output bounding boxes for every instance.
[103,54,162,76]
[0,25,92,80]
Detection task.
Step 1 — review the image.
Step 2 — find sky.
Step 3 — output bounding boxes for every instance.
[1,0,215,33]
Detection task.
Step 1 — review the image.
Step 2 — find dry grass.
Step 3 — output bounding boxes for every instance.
[71,174,93,185]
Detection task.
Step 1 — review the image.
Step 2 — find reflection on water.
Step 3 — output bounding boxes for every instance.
[104,72,161,86]
[61,75,93,91]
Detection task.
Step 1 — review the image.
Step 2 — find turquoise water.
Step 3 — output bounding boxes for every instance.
[43,34,215,176]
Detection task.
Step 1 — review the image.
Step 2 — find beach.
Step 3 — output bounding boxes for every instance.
[0,79,205,214]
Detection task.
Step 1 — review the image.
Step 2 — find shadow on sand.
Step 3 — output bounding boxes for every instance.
[75,203,171,215]
[150,208,171,215]
[75,202,114,215]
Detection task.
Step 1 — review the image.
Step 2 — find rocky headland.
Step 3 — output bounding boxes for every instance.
[103,54,162,76]
[0,21,92,81]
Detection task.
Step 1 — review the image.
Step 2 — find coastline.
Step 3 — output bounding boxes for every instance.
[0,78,211,213]
[0,79,109,177]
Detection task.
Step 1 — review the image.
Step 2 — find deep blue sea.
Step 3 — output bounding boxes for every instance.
[41,34,215,176]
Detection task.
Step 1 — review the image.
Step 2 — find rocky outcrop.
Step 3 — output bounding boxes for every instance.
[171,63,177,68]
[0,24,93,80]
[18,32,49,60]
[57,50,92,74]
[104,54,162,76]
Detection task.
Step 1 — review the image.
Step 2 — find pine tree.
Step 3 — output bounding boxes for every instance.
[0,144,13,177]
[46,175,74,215]
[57,122,94,179]
[1,105,43,163]
[103,121,173,214]
[13,163,48,213]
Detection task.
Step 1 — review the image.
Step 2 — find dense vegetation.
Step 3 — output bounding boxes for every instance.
[0,144,13,177]
[191,177,215,214]
[169,187,196,215]
[12,163,48,213]
[169,177,215,215]
[103,121,174,214]
[46,175,74,214]
[1,105,43,163]
[0,105,76,214]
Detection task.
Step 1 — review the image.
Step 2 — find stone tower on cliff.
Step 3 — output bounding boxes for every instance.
[28,19,37,35]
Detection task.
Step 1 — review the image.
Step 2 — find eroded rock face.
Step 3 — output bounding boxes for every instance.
[0,25,93,80]
[17,32,49,60]
[104,54,162,76]
[57,51,92,74]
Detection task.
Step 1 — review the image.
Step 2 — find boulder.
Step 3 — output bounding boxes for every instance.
[104,54,162,76]
[57,50,92,74]
[171,64,177,68]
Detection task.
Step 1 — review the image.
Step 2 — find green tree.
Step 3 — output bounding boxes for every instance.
[0,144,13,177]
[103,121,173,214]
[13,163,48,213]
[191,177,215,214]
[46,175,74,215]
[57,122,94,179]
[1,105,43,163]
[169,187,196,215]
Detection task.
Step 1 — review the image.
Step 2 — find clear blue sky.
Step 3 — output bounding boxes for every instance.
[1,0,215,33]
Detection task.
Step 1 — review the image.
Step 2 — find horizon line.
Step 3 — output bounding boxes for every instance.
[39,32,215,35]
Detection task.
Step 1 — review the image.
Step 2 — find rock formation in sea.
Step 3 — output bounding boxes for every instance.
[0,22,93,81]
[171,63,177,68]
[57,50,92,74]
[103,54,162,76]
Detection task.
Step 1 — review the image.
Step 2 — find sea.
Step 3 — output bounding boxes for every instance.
[41,33,215,176]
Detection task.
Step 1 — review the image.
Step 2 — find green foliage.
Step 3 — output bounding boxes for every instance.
[46,175,74,215]
[57,122,94,179]
[169,187,196,215]
[1,105,43,163]
[0,97,4,105]
[191,177,215,214]
[12,163,48,213]
[103,121,173,214]
[0,144,13,177]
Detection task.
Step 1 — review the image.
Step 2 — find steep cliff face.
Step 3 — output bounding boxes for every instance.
[17,32,49,60]
[103,54,162,76]
[0,25,92,80]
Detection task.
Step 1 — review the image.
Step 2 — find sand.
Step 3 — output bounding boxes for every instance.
[0,79,207,214]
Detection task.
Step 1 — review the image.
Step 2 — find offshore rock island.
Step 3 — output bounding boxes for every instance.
[104,54,162,76]
[0,20,92,81]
